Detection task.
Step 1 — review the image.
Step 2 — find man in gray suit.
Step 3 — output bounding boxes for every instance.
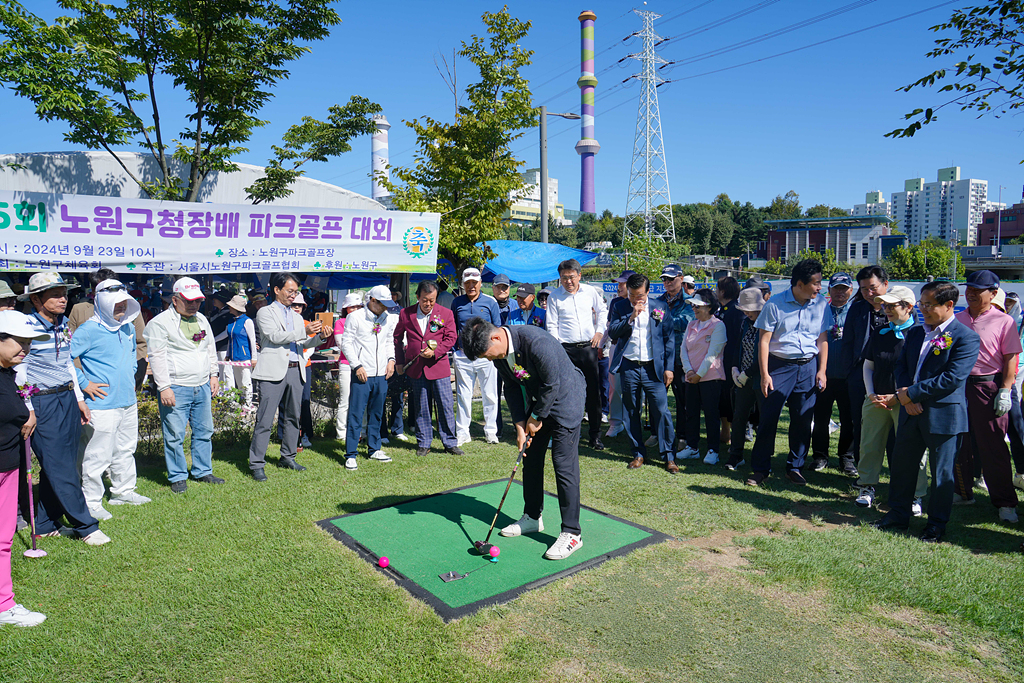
[461,318,586,560]
[248,272,328,481]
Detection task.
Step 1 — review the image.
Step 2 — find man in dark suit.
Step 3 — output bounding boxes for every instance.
[873,281,981,543]
[607,273,676,472]
[461,317,586,561]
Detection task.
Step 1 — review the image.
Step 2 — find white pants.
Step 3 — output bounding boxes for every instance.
[77,404,139,509]
[336,364,352,440]
[218,350,235,390]
[454,353,498,441]
[232,364,253,405]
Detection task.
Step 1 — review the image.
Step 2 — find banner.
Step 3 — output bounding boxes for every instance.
[0,191,440,275]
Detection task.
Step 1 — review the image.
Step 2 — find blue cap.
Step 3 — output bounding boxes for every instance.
[829,272,854,289]
[660,264,683,279]
[615,270,637,283]
[492,274,511,287]
[965,270,1000,289]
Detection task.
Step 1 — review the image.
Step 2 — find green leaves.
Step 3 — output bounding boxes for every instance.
[881,239,965,280]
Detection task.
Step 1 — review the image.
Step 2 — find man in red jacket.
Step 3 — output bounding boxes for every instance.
[394,281,461,456]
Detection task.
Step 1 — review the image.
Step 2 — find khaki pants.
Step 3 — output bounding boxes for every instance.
[858,395,928,498]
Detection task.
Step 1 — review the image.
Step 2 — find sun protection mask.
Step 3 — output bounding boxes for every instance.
[92,278,141,331]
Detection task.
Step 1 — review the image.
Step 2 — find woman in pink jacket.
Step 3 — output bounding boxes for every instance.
[677,289,727,465]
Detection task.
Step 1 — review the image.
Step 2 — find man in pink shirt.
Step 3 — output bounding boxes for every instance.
[954,270,1021,522]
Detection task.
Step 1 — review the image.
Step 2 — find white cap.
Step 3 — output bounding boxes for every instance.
[172,277,205,301]
[462,268,482,283]
[367,284,399,308]
[341,292,363,309]
[681,275,696,285]
[0,310,50,341]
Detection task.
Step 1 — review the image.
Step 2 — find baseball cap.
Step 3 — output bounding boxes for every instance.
[736,287,765,312]
[492,274,511,287]
[172,277,205,301]
[965,270,1000,289]
[462,268,482,283]
[538,287,552,297]
[367,284,399,308]
[660,264,682,279]
[615,270,637,283]
[516,283,536,298]
[681,275,696,285]
[829,272,854,289]
[341,292,364,309]
[0,310,50,341]
[875,285,916,307]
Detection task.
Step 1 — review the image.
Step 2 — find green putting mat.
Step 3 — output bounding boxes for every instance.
[317,480,669,621]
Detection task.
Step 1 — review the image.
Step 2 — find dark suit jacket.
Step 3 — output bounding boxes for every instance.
[836,298,875,380]
[893,318,980,435]
[393,304,457,381]
[493,325,585,427]
[716,298,746,373]
[606,296,675,377]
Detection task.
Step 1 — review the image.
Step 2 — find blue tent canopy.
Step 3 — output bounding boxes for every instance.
[475,240,597,283]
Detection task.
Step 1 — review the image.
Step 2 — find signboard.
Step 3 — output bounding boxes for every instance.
[0,191,440,274]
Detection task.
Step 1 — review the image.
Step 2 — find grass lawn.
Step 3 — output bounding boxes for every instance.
[4,401,1023,682]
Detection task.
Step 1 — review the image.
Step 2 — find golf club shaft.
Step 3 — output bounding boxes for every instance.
[482,448,526,546]
[25,436,38,551]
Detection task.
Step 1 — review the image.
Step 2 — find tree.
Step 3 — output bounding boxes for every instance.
[612,234,667,281]
[886,1,1024,161]
[882,240,965,280]
[765,191,802,220]
[804,204,850,218]
[0,0,378,203]
[757,248,843,279]
[384,8,534,274]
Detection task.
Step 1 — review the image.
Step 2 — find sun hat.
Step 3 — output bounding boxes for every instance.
[736,287,766,312]
[292,292,307,306]
[0,310,50,341]
[17,271,80,301]
[226,295,248,313]
[0,280,15,300]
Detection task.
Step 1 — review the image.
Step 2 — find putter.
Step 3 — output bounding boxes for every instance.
[23,436,47,559]
[473,441,529,556]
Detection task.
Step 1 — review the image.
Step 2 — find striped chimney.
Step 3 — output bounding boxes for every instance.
[371,114,391,201]
[575,10,600,214]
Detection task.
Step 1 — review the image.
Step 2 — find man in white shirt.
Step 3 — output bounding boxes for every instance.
[546,259,609,449]
[341,285,400,470]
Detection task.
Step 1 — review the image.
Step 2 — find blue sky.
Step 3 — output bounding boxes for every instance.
[1,1,1021,214]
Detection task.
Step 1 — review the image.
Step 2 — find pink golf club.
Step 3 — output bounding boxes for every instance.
[23,436,46,559]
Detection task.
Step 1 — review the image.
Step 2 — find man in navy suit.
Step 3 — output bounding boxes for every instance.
[607,273,677,472]
[873,281,981,543]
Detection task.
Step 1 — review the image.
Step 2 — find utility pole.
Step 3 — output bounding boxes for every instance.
[538,105,579,244]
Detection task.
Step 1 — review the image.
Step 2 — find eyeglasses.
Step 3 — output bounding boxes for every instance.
[916,300,944,310]
[99,285,127,293]
[882,303,906,311]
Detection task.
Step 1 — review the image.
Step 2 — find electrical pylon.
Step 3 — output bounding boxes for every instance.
[623,8,674,243]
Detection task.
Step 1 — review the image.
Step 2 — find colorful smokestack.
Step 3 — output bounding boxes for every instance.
[575,10,600,215]
[371,114,391,202]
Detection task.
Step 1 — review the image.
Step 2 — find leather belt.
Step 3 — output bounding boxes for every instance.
[287,361,301,368]
[35,381,74,396]
[562,341,591,348]
[771,355,814,366]
[967,373,999,383]
[628,359,654,367]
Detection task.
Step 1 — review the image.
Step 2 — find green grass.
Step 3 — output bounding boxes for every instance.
[3,401,1023,682]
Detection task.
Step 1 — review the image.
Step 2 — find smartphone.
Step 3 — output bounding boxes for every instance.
[317,311,334,331]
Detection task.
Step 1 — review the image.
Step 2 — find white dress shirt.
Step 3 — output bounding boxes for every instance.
[914,316,956,383]
[416,308,430,335]
[623,305,652,363]
[341,307,398,377]
[546,283,608,344]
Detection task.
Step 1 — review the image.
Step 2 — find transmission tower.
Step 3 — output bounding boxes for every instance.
[623,9,674,243]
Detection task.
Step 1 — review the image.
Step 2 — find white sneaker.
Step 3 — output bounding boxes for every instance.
[953,493,975,505]
[83,530,111,546]
[108,491,152,506]
[1014,473,1024,491]
[500,514,544,537]
[88,505,112,521]
[912,497,924,517]
[606,426,623,438]
[345,458,358,471]
[456,436,471,447]
[703,450,719,465]
[300,435,312,448]
[369,450,392,462]
[644,435,658,447]
[395,433,412,443]
[544,532,583,560]
[999,507,1019,523]
[855,486,875,508]
[485,435,499,445]
[975,477,988,491]
[601,413,609,423]
[0,604,46,627]
[676,446,700,460]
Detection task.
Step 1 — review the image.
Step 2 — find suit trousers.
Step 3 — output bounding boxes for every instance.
[729,379,762,461]
[30,391,98,537]
[410,376,458,449]
[563,344,602,441]
[77,404,140,510]
[750,357,817,474]
[598,354,610,416]
[955,379,1019,509]
[620,359,674,461]
[335,365,352,440]
[686,379,721,455]
[811,377,854,462]
[670,363,687,441]
[858,397,928,497]
[888,414,961,530]
[346,375,387,458]
[522,418,582,535]
[381,376,405,438]
[453,354,498,442]
[249,365,303,470]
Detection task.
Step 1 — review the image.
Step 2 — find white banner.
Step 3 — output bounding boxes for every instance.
[0,191,440,274]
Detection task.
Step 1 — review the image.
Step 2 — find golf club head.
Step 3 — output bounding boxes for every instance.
[23,549,47,559]
[473,541,493,556]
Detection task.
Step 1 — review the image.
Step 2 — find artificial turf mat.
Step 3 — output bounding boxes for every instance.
[318,480,670,621]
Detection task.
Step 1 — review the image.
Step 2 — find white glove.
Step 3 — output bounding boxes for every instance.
[995,388,1012,417]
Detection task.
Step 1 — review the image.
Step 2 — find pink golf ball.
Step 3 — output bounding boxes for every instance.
[489,545,500,558]
[378,556,389,568]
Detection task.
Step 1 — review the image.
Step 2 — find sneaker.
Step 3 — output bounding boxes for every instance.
[108,491,152,506]
[456,436,471,447]
[601,413,609,423]
[840,456,859,478]
[605,426,623,438]
[395,433,412,443]
[195,474,226,484]
[1013,473,1024,491]
[345,458,358,471]
[170,480,188,494]
[300,435,312,448]
[952,493,975,505]
[975,477,988,491]
[500,514,544,537]
[83,530,111,546]
[485,434,500,445]
[544,532,583,560]
[724,456,745,471]
[855,486,876,508]
[380,437,390,445]
[369,450,392,462]
[999,507,1019,523]
[88,505,112,521]
[644,434,658,447]
[703,450,719,465]
[676,446,700,460]
[912,497,924,517]
[811,456,828,472]
[0,604,46,628]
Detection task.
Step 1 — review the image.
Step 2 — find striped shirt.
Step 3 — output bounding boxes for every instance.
[15,312,85,408]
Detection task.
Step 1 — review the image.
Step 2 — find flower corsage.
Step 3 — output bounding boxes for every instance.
[651,308,664,323]
[830,324,843,341]
[929,332,953,355]
[512,364,530,381]
[372,322,382,335]
[192,330,207,344]
[17,383,39,399]
[428,315,444,333]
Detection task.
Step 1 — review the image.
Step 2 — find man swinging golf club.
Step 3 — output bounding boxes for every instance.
[461,317,585,560]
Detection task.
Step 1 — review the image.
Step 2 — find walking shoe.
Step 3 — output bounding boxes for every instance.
[456,436,471,447]
[999,507,1019,523]
[1013,473,1024,491]
[276,459,307,471]
[855,486,876,508]
[196,474,226,484]
[840,456,859,478]
[590,437,606,451]
[645,434,658,447]
[37,529,62,537]
[88,505,112,521]
[601,413,609,423]
[975,477,988,491]
[0,604,46,628]
[724,455,745,471]
[703,450,720,465]
[811,456,828,472]
[676,446,700,460]
[485,435,500,445]
[912,497,925,517]
[444,446,465,455]
[416,447,430,457]
[544,532,583,560]
[108,491,152,506]
[500,514,543,537]
[745,472,769,487]
[299,434,312,448]
[786,469,807,485]
[952,493,975,505]
[170,480,188,494]
[369,450,392,462]
[252,468,268,482]
[345,458,358,471]
[395,433,412,443]
[605,426,623,438]
[83,530,111,546]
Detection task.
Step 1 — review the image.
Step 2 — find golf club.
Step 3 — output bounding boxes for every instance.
[23,435,46,559]
[473,439,529,556]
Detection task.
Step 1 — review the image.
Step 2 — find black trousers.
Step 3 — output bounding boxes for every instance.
[563,343,602,441]
[811,377,854,461]
[686,380,721,453]
[522,418,582,535]
[847,362,867,464]
[669,366,686,441]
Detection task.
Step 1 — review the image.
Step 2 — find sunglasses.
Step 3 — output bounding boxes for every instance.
[99,284,127,293]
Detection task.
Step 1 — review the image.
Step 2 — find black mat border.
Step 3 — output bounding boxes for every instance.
[316,479,671,622]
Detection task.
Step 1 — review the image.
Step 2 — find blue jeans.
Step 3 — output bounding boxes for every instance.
[159,384,214,483]
[347,375,387,458]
